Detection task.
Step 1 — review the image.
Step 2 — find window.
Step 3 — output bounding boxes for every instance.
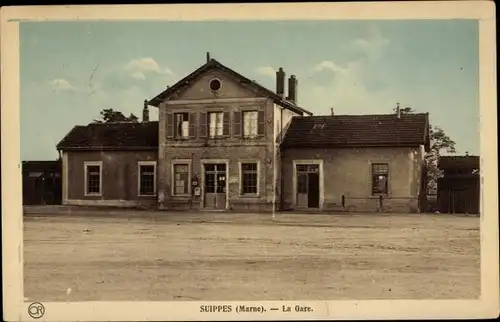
[173,163,190,195]
[209,78,222,92]
[297,164,319,173]
[372,163,389,194]
[241,162,258,194]
[208,112,224,137]
[297,173,308,194]
[174,113,189,138]
[205,172,215,193]
[138,162,156,196]
[85,162,102,195]
[312,123,325,130]
[243,111,258,138]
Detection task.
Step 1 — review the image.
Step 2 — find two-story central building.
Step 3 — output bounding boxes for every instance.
[57,54,430,213]
[146,57,311,212]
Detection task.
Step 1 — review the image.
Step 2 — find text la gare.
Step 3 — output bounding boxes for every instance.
[283,305,313,312]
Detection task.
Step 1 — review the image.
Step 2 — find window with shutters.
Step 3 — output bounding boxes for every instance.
[138,161,156,196]
[172,163,190,195]
[84,162,102,196]
[174,113,189,138]
[243,111,258,138]
[240,162,259,195]
[372,163,389,195]
[208,112,224,138]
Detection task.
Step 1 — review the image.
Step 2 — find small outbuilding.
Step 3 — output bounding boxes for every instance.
[56,121,159,208]
[437,155,480,214]
[22,160,62,205]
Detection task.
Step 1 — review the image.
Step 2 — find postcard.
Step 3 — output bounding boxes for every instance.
[1,2,498,321]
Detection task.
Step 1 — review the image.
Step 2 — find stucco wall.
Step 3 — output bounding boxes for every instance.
[162,145,276,211]
[273,104,302,208]
[175,70,262,100]
[63,150,158,207]
[273,104,301,143]
[281,147,423,213]
[273,104,282,143]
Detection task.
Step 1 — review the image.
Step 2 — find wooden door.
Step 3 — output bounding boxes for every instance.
[307,172,320,208]
[296,164,320,209]
[296,172,308,207]
[204,164,227,209]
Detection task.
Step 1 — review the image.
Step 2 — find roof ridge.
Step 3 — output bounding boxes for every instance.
[146,57,312,115]
[57,121,159,151]
[300,113,428,118]
[82,120,159,127]
[283,112,428,149]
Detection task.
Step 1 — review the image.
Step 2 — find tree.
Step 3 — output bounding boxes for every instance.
[395,106,456,193]
[93,108,139,123]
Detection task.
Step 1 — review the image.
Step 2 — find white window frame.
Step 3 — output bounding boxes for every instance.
[238,160,260,196]
[137,161,157,196]
[174,112,190,138]
[370,162,390,196]
[171,159,192,196]
[242,110,258,138]
[84,161,103,197]
[208,111,224,138]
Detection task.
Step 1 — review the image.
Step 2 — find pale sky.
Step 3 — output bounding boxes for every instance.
[20,20,479,160]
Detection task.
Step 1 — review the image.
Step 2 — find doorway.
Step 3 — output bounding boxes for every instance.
[450,189,471,214]
[296,164,320,208]
[203,163,227,209]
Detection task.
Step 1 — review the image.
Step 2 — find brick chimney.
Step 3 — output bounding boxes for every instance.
[287,75,298,103]
[142,99,149,122]
[276,67,285,97]
[206,52,211,63]
[396,102,401,119]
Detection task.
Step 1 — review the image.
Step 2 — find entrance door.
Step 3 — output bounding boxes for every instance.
[203,163,227,209]
[296,164,320,208]
[307,172,320,208]
[451,189,471,214]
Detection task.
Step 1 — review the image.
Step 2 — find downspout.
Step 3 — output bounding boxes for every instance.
[279,106,284,211]
[190,152,194,210]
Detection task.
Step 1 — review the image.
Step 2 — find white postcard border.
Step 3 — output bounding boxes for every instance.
[1,2,498,321]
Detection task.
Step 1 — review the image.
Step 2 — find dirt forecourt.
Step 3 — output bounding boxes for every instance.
[23,210,480,301]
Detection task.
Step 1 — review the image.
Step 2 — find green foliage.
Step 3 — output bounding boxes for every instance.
[396,106,456,192]
[93,108,139,123]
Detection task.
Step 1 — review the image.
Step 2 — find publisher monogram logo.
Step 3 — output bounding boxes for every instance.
[28,302,45,319]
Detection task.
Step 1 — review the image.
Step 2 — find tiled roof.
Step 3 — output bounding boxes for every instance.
[56,121,158,151]
[147,58,313,116]
[281,113,430,150]
[438,155,479,170]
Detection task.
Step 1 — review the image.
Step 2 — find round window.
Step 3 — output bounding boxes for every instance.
[209,78,222,92]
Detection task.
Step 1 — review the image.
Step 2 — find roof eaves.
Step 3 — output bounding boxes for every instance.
[281,141,425,149]
[56,125,80,150]
[147,60,215,107]
[275,99,313,115]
